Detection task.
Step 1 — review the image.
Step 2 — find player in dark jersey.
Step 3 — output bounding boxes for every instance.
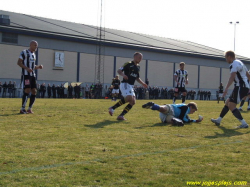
[17,40,43,114]
[217,82,225,103]
[111,75,120,101]
[108,52,148,120]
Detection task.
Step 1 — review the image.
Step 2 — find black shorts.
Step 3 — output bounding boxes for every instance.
[229,86,249,104]
[174,87,187,94]
[21,75,37,89]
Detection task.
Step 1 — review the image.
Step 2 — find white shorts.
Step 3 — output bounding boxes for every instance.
[112,89,119,94]
[120,83,135,97]
[159,105,175,123]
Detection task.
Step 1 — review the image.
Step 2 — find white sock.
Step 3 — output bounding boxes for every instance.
[239,106,242,109]
[217,117,222,122]
[240,119,247,124]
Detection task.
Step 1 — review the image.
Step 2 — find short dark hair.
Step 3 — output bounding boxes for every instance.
[225,50,235,58]
[134,52,142,57]
[187,102,198,111]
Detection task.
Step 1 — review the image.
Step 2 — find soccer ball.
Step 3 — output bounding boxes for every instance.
[198,115,203,120]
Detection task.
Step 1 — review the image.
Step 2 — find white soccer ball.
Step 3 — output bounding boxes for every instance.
[198,115,203,120]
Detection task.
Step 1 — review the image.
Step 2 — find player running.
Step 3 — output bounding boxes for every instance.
[142,101,203,126]
[211,51,250,128]
[108,52,148,120]
[111,75,120,101]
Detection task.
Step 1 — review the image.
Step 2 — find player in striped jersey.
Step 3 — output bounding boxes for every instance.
[17,40,43,114]
[211,51,250,128]
[173,62,188,104]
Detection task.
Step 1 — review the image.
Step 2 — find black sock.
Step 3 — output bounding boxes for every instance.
[119,104,133,116]
[232,108,243,120]
[182,96,186,103]
[240,100,245,108]
[29,94,36,108]
[173,96,176,102]
[112,98,125,110]
[219,105,229,118]
[22,93,29,109]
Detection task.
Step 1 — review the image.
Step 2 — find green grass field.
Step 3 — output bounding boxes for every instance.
[0,98,249,187]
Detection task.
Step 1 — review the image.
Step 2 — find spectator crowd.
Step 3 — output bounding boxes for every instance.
[0,80,214,100]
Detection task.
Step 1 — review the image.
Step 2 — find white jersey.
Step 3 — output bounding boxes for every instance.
[19,49,36,77]
[229,59,249,88]
[174,69,188,87]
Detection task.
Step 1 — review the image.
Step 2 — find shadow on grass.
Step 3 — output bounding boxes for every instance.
[85,120,124,128]
[204,125,250,139]
[0,113,22,116]
[134,122,177,129]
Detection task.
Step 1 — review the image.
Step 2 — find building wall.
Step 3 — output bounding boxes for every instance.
[199,66,220,89]
[38,49,77,82]
[0,43,24,79]
[148,60,173,87]
[0,37,246,92]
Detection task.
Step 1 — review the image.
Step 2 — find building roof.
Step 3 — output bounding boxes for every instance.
[1,10,250,62]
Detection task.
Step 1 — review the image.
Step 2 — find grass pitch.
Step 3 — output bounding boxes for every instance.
[0,98,249,187]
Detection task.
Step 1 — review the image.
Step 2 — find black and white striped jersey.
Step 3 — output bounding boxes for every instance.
[174,69,188,87]
[19,49,36,77]
[229,59,249,88]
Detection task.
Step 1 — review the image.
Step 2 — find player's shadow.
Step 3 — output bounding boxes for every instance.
[0,113,22,116]
[134,123,174,129]
[85,120,124,128]
[204,125,250,139]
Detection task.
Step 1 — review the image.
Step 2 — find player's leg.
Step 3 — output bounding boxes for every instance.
[20,76,31,114]
[247,95,250,110]
[173,92,178,104]
[182,89,187,103]
[228,87,248,128]
[117,95,135,120]
[142,102,169,113]
[27,77,37,114]
[211,98,230,126]
[21,88,30,114]
[27,88,37,114]
[109,83,127,116]
[238,96,247,111]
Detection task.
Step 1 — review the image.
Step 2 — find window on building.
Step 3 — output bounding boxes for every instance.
[2,32,18,44]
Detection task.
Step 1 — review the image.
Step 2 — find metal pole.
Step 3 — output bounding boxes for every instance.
[234,23,236,51]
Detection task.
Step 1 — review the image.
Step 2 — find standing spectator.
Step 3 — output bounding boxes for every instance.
[2,81,7,98]
[85,84,90,99]
[17,83,22,98]
[52,84,56,98]
[74,84,80,98]
[40,83,46,98]
[208,90,211,100]
[0,81,2,96]
[90,83,95,98]
[13,81,17,98]
[60,84,65,98]
[37,84,41,98]
[68,84,73,98]
[56,85,60,98]
[8,81,13,98]
[47,83,52,98]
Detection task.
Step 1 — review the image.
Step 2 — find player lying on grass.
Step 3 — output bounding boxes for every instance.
[142,102,203,126]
